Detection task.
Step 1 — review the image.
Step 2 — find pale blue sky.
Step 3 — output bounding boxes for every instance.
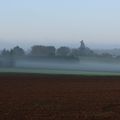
[0,0,120,49]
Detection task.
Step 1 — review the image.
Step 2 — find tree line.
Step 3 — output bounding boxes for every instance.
[0,40,117,67]
[0,41,95,59]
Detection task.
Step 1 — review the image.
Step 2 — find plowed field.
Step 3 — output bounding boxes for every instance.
[0,74,120,120]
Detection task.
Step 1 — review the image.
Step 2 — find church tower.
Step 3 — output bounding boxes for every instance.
[80,40,85,50]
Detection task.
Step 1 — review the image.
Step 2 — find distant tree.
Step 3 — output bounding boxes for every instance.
[100,53,113,58]
[46,46,56,56]
[0,49,15,67]
[1,49,10,57]
[70,49,80,57]
[10,46,25,57]
[56,47,71,57]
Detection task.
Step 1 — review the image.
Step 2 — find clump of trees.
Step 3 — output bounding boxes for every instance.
[0,40,95,58]
[0,46,25,67]
[0,40,102,67]
[10,46,25,57]
[1,46,25,58]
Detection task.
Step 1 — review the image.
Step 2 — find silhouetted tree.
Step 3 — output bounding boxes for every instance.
[1,49,10,57]
[56,47,71,57]
[0,49,15,67]
[46,46,56,56]
[100,53,113,58]
[10,46,25,57]
[71,49,80,57]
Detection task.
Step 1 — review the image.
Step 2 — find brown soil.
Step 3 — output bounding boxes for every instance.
[0,74,120,120]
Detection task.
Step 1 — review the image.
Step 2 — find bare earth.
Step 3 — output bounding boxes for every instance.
[0,74,120,120]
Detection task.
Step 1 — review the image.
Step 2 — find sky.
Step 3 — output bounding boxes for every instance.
[0,0,120,50]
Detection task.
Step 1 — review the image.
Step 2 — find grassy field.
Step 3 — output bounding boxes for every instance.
[0,67,120,76]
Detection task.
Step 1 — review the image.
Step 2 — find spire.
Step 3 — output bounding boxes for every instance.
[80,40,85,50]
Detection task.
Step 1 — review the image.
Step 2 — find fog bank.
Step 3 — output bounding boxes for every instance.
[15,59,120,73]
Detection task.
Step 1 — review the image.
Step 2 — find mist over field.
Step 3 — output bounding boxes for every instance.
[13,57,120,73]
